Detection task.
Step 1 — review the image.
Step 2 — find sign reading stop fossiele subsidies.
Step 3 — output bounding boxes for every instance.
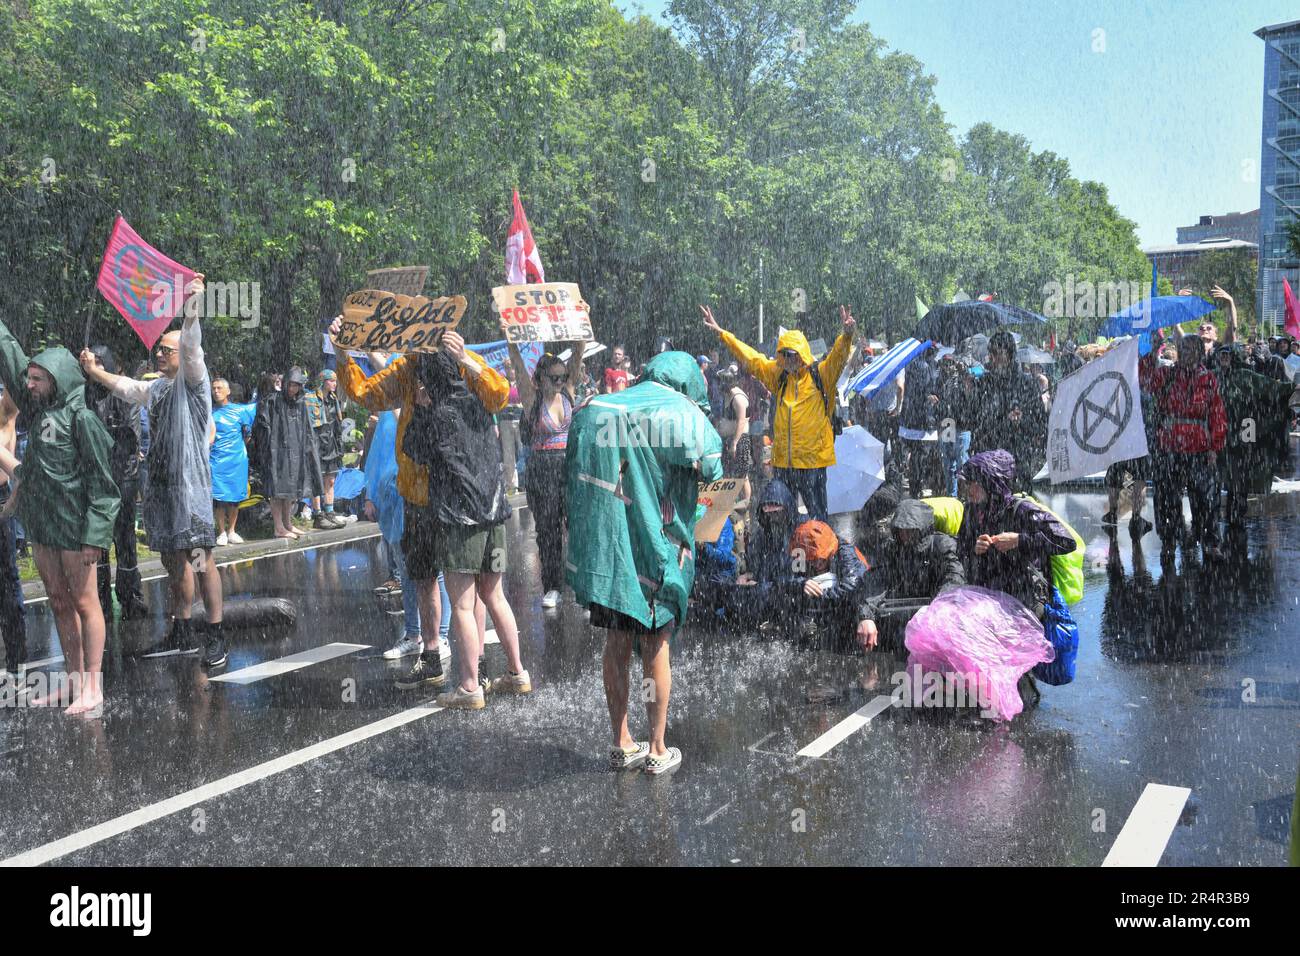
[334,289,466,353]
[491,282,593,343]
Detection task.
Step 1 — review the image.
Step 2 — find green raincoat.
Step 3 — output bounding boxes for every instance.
[565,351,723,631]
[0,325,119,550]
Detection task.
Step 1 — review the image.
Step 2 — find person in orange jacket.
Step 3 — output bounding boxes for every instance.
[701,304,855,520]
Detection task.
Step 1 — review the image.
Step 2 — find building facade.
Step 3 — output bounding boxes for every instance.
[1143,238,1258,289]
[1177,209,1259,244]
[1256,20,1300,330]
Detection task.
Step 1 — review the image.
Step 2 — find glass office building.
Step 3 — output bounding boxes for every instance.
[1256,19,1300,330]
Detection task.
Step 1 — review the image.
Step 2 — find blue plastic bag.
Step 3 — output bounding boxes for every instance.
[1033,585,1078,686]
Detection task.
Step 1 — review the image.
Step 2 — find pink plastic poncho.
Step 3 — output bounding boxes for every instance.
[904,586,1055,721]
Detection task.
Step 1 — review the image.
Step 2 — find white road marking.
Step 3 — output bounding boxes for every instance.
[0,699,443,867]
[1102,783,1192,867]
[747,731,777,752]
[701,800,734,825]
[22,532,382,606]
[209,643,370,685]
[796,695,895,758]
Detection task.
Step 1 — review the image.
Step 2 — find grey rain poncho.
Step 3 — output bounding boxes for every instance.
[110,312,216,553]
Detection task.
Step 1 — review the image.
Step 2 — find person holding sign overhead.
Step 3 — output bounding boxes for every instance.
[504,326,584,610]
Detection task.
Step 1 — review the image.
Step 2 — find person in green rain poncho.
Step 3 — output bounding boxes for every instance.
[566,350,723,776]
[0,322,119,717]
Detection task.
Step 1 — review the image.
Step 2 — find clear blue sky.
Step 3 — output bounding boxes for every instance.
[616,0,1296,246]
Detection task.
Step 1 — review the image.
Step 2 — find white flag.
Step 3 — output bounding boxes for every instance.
[1047,336,1148,483]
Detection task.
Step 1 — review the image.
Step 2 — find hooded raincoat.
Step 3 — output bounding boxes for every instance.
[1214,347,1293,494]
[956,450,1075,618]
[565,351,723,631]
[0,327,119,551]
[254,372,324,501]
[860,499,966,623]
[718,328,852,469]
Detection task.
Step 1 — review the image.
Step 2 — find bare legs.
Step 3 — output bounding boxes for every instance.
[159,548,222,626]
[602,627,672,756]
[443,571,523,694]
[31,544,104,714]
[214,503,240,536]
[270,498,298,538]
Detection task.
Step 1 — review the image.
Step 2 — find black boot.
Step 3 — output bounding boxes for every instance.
[138,618,199,658]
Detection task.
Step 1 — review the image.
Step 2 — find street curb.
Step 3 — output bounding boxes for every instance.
[20,492,528,603]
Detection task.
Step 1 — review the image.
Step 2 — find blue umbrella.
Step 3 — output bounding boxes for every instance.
[914,300,1048,346]
[1098,295,1215,338]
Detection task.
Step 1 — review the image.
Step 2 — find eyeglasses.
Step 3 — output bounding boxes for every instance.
[779,349,799,358]
[154,345,177,356]
[545,374,566,385]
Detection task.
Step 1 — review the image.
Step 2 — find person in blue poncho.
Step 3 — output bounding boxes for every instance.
[566,350,723,775]
[209,377,257,546]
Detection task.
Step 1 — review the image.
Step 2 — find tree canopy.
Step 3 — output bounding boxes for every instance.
[1,0,1151,382]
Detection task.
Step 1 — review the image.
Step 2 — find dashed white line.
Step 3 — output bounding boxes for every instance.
[1102,783,1192,867]
[209,643,370,685]
[0,699,443,867]
[796,695,895,758]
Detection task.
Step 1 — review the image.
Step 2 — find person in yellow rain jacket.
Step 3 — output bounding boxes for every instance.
[701,303,855,520]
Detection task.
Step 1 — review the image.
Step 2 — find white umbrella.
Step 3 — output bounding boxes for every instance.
[826,425,885,515]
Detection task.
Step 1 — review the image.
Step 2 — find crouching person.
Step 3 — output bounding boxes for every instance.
[856,499,966,653]
[782,520,872,652]
[691,516,738,622]
[566,351,723,774]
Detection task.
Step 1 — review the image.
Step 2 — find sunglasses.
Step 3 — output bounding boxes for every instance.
[154,345,177,356]
[779,349,799,358]
[544,374,566,385]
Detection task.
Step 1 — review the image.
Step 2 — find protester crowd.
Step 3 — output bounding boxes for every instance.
[1,275,1297,776]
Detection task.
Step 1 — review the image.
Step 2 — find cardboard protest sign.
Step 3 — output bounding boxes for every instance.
[366,266,429,297]
[334,289,466,354]
[694,478,744,543]
[491,282,593,344]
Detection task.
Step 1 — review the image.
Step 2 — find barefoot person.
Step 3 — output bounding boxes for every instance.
[0,322,119,715]
[252,366,324,540]
[566,351,723,774]
[80,275,228,668]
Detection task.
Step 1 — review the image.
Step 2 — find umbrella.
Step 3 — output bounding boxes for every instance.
[1098,295,1216,338]
[826,425,885,515]
[915,300,1048,346]
[1015,346,1055,365]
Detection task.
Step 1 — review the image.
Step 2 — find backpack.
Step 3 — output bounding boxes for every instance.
[775,363,844,437]
[1034,584,1079,686]
[1013,493,1085,606]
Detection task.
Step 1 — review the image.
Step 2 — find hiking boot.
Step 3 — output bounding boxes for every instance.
[395,654,446,691]
[313,513,337,531]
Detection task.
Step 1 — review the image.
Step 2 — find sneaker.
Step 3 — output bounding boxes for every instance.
[227,531,245,545]
[486,669,532,695]
[383,635,424,660]
[541,589,560,609]
[201,628,228,669]
[395,655,446,691]
[216,531,228,547]
[373,579,401,595]
[435,684,485,710]
[436,637,451,661]
[1099,511,1118,526]
[341,514,358,525]
[302,507,313,520]
[610,741,650,770]
[139,619,201,658]
[644,747,682,775]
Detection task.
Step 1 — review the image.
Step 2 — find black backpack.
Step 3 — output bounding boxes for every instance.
[773,363,844,437]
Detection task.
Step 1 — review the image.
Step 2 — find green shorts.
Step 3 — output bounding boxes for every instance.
[434,521,507,575]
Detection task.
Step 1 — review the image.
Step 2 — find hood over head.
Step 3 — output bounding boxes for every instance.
[960,449,1017,505]
[29,347,87,406]
[757,476,796,514]
[890,498,935,532]
[775,329,814,367]
[640,350,711,415]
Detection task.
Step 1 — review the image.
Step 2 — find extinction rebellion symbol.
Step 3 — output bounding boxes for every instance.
[1069,371,1132,455]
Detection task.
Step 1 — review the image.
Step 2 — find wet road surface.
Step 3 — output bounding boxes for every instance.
[0,491,1295,866]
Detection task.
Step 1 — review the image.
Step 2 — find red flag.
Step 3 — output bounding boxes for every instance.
[1284,278,1300,340]
[95,216,197,350]
[505,189,544,284]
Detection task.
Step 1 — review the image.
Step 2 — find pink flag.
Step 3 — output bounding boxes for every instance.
[504,189,544,284]
[1284,278,1300,340]
[95,215,197,350]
